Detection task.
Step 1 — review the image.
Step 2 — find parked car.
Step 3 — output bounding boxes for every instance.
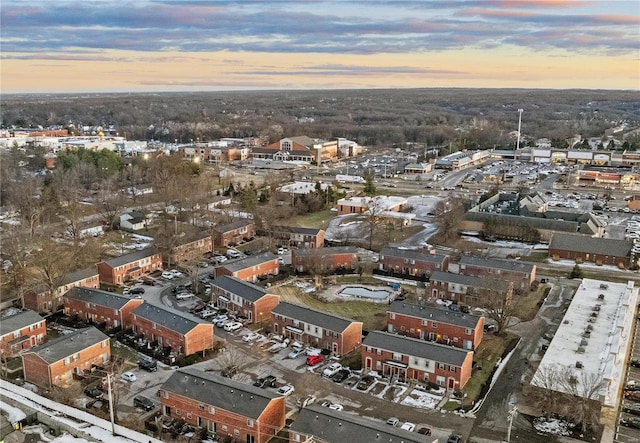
[624,404,640,416]
[626,391,640,402]
[214,318,230,328]
[277,384,295,396]
[386,417,399,427]
[356,376,375,390]
[287,347,305,359]
[161,271,174,280]
[323,363,342,378]
[621,418,640,429]
[306,354,323,366]
[242,332,260,342]
[199,309,217,319]
[253,375,277,388]
[328,403,343,411]
[631,359,640,368]
[138,359,157,372]
[306,347,322,356]
[175,292,195,300]
[129,287,145,295]
[331,369,350,383]
[447,434,463,443]
[417,427,432,436]
[121,371,137,382]
[400,422,415,432]
[133,395,155,411]
[169,269,184,278]
[224,321,243,332]
[296,395,317,408]
[84,387,104,399]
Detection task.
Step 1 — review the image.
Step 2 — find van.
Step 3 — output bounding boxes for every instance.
[226,249,241,259]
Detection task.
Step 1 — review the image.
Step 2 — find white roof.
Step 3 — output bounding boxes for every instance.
[532,278,638,407]
[337,196,407,211]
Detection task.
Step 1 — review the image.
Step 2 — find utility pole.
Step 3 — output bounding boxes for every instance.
[507,406,518,442]
[516,109,524,151]
[106,372,116,436]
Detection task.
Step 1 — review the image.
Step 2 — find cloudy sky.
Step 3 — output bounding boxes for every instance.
[2,0,638,93]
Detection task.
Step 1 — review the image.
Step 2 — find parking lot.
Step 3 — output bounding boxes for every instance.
[615,307,640,443]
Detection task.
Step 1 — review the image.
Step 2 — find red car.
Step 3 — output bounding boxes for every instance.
[306,354,323,366]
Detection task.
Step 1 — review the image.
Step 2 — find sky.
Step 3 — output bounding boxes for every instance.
[1,0,639,93]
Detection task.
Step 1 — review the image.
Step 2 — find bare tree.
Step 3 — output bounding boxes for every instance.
[482,280,515,333]
[528,364,563,418]
[31,239,76,311]
[213,347,249,382]
[559,369,607,434]
[95,179,126,229]
[434,197,464,242]
[6,177,44,239]
[364,197,386,250]
[154,219,182,269]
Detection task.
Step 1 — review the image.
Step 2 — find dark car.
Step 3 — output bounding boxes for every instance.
[447,434,463,443]
[133,395,155,411]
[626,391,640,402]
[84,387,104,399]
[138,359,158,372]
[625,404,640,416]
[418,427,432,436]
[253,375,277,388]
[331,369,350,383]
[631,359,640,368]
[621,418,640,429]
[129,287,145,295]
[356,376,375,391]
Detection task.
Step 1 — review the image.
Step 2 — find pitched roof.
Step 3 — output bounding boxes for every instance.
[291,405,435,443]
[293,246,358,257]
[549,233,633,257]
[430,271,511,291]
[175,231,211,246]
[132,303,207,334]
[387,301,482,328]
[459,255,534,273]
[288,135,315,147]
[210,276,270,302]
[25,327,108,364]
[162,368,281,420]
[215,220,254,233]
[64,287,136,310]
[99,247,159,268]
[0,310,44,336]
[60,267,99,286]
[380,247,448,263]
[363,331,471,366]
[219,252,278,272]
[272,226,322,236]
[272,302,359,333]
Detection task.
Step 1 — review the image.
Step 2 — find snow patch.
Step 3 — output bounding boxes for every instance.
[400,389,442,410]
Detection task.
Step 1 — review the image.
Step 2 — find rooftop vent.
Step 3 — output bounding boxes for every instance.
[588,317,596,323]
[598,294,605,300]
[593,305,601,312]
[600,284,609,290]
[587,325,594,331]
[575,361,584,368]
[577,347,586,354]
[580,339,588,346]
[582,331,591,338]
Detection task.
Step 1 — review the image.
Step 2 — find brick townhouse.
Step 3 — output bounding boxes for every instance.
[386,301,484,350]
[271,302,363,356]
[290,405,435,443]
[548,233,633,267]
[0,310,46,357]
[63,287,144,329]
[209,276,280,324]
[97,247,163,286]
[428,271,514,306]
[23,267,100,313]
[292,246,359,274]
[21,326,110,388]
[362,331,473,390]
[168,231,213,264]
[459,255,536,290]
[271,226,325,249]
[160,368,286,443]
[213,220,255,248]
[214,252,279,283]
[378,247,449,278]
[131,304,214,356]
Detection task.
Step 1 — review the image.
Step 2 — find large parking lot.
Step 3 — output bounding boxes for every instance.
[615,308,640,443]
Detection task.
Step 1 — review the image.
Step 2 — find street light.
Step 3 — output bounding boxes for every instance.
[259,312,263,331]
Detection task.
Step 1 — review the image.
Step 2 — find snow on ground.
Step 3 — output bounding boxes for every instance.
[400,389,442,410]
[0,401,27,422]
[545,258,631,273]
[533,417,575,436]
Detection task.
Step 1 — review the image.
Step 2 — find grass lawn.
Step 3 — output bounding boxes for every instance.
[462,333,516,407]
[512,285,548,322]
[111,343,140,367]
[288,209,335,230]
[271,285,388,331]
[525,251,550,262]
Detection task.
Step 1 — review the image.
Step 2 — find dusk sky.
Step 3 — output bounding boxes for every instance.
[2,0,639,93]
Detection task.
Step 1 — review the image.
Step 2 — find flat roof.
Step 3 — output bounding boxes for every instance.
[532,278,638,407]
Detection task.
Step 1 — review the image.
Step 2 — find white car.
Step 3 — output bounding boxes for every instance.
[287,347,305,359]
[199,309,217,319]
[322,363,342,378]
[170,269,184,278]
[242,332,260,342]
[400,422,415,432]
[306,347,322,356]
[161,271,174,280]
[224,321,243,332]
[277,247,289,255]
[328,403,343,411]
[277,384,295,396]
[121,371,137,382]
[175,292,195,300]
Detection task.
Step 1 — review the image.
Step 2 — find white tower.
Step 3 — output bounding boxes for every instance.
[516,108,524,151]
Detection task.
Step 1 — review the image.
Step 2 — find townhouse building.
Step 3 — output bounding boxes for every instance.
[0,310,46,357]
[378,247,449,278]
[23,267,100,313]
[428,271,513,306]
[96,248,163,285]
[213,220,255,248]
[131,304,214,356]
[548,233,633,268]
[362,331,474,390]
[386,301,484,350]
[458,256,536,290]
[160,368,286,443]
[21,327,110,388]
[292,246,359,274]
[271,226,325,249]
[271,302,362,356]
[209,276,280,324]
[168,231,213,264]
[214,252,279,283]
[63,287,144,329]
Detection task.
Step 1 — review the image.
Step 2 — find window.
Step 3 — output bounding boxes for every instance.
[293,434,301,442]
[222,425,228,433]
[209,406,215,414]
[101,340,108,348]
[376,348,382,355]
[187,413,192,419]
[366,346,372,353]
[199,404,205,411]
[432,321,437,328]
[63,357,71,365]
[438,363,445,369]
[449,366,457,373]
[465,328,472,335]
[176,409,182,416]
[389,313,395,320]
[162,390,169,399]
[422,319,428,326]
[247,419,254,427]
[392,353,402,361]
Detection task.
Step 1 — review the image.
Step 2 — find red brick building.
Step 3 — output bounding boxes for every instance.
[131,304,214,356]
[168,231,213,264]
[292,246,359,274]
[21,327,110,388]
[214,252,279,283]
[459,256,536,290]
[23,267,100,313]
[428,271,513,306]
[0,310,46,357]
[251,137,315,162]
[209,276,280,324]
[362,331,473,390]
[63,287,144,329]
[386,301,484,350]
[271,226,325,249]
[548,233,633,268]
[271,302,363,356]
[96,248,163,286]
[213,220,255,248]
[378,247,449,278]
[160,368,286,443]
